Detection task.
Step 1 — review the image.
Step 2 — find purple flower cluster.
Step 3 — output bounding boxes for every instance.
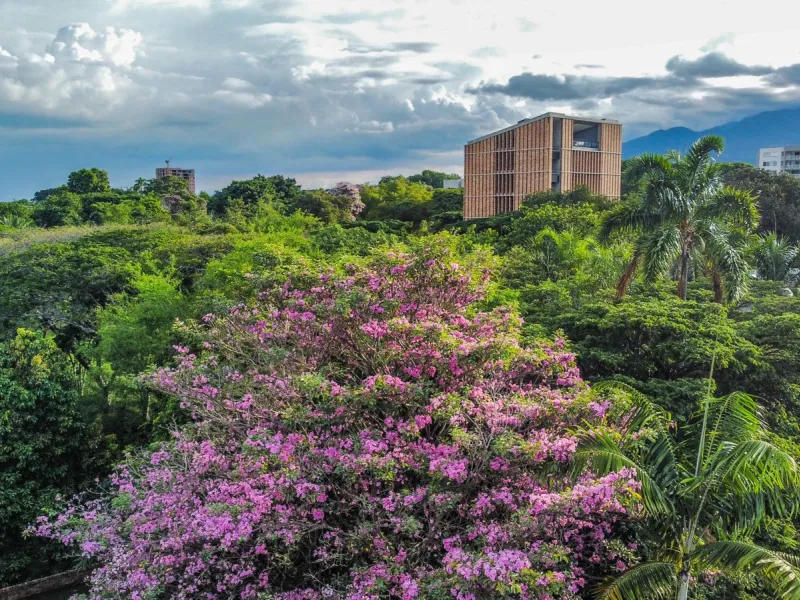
[35,246,638,600]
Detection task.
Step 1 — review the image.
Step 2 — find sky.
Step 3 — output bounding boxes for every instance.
[2,0,800,199]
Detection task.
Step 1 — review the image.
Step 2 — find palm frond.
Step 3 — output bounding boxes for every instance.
[721,439,799,494]
[624,153,675,181]
[574,385,678,519]
[694,541,800,599]
[698,186,760,231]
[601,199,664,239]
[642,180,689,220]
[698,392,763,467]
[754,233,799,282]
[591,381,673,433]
[638,226,682,283]
[680,135,725,191]
[592,561,677,600]
[700,223,750,303]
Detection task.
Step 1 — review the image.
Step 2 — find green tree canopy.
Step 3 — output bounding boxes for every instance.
[208,175,301,215]
[0,329,109,585]
[67,168,111,195]
[721,163,800,241]
[30,190,83,227]
[407,169,461,188]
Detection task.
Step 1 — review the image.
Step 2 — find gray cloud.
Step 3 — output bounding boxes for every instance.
[474,52,784,104]
[665,52,773,78]
[320,9,405,24]
[575,64,603,69]
[475,72,687,101]
[389,42,437,53]
[768,64,800,86]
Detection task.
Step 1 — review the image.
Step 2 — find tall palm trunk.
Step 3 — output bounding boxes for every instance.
[677,244,690,300]
[676,573,690,600]
[677,226,692,300]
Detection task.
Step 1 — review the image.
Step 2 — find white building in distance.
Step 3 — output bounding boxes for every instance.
[758,146,800,179]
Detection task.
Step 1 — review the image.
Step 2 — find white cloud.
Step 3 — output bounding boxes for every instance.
[0,46,18,60]
[222,77,252,90]
[212,89,272,108]
[110,0,212,10]
[346,120,394,134]
[0,23,146,119]
[47,23,142,67]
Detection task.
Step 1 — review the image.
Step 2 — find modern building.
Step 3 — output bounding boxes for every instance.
[758,146,800,179]
[156,162,196,194]
[463,113,622,219]
[443,178,464,189]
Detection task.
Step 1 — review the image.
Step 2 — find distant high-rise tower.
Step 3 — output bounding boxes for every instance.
[156,160,196,194]
[463,113,622,219]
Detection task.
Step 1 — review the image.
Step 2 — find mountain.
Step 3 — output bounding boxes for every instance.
[623,107,800,163]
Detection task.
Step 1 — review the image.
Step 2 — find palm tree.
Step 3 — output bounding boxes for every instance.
[753,233,799,284]
[604,136,759,303]
[574,379,800,599]
[0,214,34,230]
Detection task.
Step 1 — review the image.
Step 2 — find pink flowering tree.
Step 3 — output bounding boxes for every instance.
[36,246,640,600]
[327,182,365,220]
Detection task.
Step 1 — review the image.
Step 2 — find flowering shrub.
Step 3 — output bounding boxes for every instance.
[36,247,639,600]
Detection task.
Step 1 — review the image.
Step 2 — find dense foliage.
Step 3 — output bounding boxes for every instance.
[4,147,800,598]
[0,330,109,585]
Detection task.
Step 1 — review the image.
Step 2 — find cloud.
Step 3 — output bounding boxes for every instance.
[4,0,800,200]
[475,72,683,101]
[768,64,800,86]
[389,42,437,53]
[222,77,252,89]
[0,46,17,60]
[473,52,784,105]
[110,0,212,10]
[212,89,272,108]
[346,120,395,133]
[47,23,143,67]
[471,47,505,59]
[0,23,147,119]
[665,52,772,78]
[701,32,735,52]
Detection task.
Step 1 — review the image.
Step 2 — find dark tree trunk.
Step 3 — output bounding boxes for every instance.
[677,245,690,300]
[712,270,724,303]
[616,250,642,299]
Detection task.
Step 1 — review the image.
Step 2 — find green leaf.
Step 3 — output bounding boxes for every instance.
[694,541,800,599]
[592,561,677,600]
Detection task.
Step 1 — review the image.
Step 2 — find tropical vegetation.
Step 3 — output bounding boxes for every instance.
[3,140,800,599]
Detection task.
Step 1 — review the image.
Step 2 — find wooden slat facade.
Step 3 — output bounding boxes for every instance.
[464,114,622,219]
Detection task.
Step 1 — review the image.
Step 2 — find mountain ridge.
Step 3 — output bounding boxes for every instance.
[622,107,800,163]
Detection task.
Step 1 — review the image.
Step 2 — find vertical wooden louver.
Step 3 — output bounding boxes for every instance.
[464,114,622,219]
